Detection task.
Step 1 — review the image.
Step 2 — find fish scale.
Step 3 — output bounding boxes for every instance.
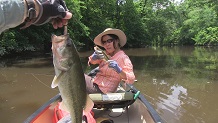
[51,26,89,123]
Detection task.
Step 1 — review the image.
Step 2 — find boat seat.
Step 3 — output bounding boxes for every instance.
[89,91,139,109]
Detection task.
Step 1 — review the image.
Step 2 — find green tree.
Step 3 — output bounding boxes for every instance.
[173,0,218,45]
[122,0,147,47]
[1,0,218,56]
[193,27,218,45]
[79,0,117,49]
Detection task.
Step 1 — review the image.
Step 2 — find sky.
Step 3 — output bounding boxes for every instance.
[171,0,184,4]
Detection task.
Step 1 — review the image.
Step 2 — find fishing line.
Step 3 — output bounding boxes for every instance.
[26,73,58,91]
[73,17,110,60]
[60,7,94,47]
[25,73,54,76]
[73,17,94,42]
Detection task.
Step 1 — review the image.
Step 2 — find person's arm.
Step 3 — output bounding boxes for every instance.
[119,70,127,80]
[108,57,135,84]
[0,0,72,34]
[0,0,26,33]
[120,57,135,84]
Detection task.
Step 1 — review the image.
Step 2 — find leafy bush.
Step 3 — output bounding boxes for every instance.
[193,27,218,45]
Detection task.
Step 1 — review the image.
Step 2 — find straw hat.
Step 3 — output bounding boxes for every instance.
[94,28,127,47]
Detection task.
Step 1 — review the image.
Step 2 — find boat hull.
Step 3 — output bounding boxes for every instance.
[24,83,162,123]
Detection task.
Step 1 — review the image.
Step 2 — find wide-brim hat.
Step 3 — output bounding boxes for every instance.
[94,28,127,47]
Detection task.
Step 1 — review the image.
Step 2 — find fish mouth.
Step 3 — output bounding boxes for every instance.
[51,34,72,72]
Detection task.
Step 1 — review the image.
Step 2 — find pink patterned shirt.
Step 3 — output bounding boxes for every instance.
[88,50,135,93]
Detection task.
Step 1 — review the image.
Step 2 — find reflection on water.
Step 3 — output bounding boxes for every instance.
[0,56,57,123]
[129,46,218,123]
[157,84,188,123]
[0,46,218,123]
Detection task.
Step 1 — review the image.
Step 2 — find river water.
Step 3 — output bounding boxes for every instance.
[0,46,217,123]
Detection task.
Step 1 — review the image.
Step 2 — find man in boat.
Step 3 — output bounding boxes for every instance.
[85,28,136,94]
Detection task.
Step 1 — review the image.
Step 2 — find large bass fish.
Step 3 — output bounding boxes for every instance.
[51,26,93,123]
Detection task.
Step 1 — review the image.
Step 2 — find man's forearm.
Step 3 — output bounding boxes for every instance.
[0,0,27,33]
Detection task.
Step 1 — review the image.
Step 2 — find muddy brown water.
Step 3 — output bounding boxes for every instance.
[0,46,218,123]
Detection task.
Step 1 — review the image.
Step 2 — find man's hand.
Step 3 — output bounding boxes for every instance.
[50,11,72,29]
[23,0,72,29]
[34,0,72,28]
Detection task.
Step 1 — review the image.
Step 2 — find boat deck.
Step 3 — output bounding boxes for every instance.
[93,99,155,123]
[24,83,162,123]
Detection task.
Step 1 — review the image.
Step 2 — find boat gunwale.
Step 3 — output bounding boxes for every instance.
[24,84,162,123]
[24,94,62,123]
[127,84,162,123]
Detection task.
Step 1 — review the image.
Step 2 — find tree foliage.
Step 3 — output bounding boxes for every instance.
[0,0,217,56]
[174,0,218,45]
[193,27,218,45]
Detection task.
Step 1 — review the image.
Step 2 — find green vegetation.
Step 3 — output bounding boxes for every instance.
[0,0,217,56]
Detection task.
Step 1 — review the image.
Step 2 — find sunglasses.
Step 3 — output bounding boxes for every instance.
[101,39,115,45]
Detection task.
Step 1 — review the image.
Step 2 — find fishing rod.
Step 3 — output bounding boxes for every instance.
[61,2,106,59]
[73,18,110,61]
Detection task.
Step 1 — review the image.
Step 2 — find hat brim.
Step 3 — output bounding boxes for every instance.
[94,29,127,47]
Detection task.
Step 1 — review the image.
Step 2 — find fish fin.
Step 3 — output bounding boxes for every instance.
[51,75,58,88]
[51,72,64,88]
[83,95,94,113]
[59,101,70,113]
